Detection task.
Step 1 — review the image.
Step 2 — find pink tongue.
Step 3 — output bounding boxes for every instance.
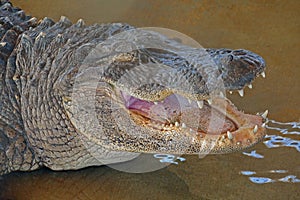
[121,92,182,122]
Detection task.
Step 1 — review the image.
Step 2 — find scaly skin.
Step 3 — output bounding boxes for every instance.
[0,1,267,175]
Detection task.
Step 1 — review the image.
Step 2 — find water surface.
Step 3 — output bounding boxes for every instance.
[1,1,299,199]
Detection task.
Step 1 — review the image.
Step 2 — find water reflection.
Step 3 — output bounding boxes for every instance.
[266,119,300,135]
[244,173,300,184]
[264,135,300,152]
[249,177,275,184]
[240,119,300,185]
[242,150,264,158]
[153,154,186,165]
[264,119,300,152]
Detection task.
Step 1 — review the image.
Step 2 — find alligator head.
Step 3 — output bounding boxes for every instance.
[64,31,268,155]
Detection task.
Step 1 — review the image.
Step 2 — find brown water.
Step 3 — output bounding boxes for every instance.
[1,0,300,199]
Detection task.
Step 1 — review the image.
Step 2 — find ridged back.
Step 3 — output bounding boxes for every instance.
[0,0,38,175]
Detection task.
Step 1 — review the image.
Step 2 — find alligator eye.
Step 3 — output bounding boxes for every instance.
[228,55,234,61]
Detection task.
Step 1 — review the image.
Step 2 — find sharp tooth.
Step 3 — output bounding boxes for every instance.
[153,101,158,105]
[175,121,179,127]
[253,125,258,133]
[261,72,266,78]
[237,141,241,145]
[169,124,173,127]
[181,123,187,129]
[188,99,192,104]
[248,84,253,89]
[238,89,244,97]
[189,128,193,132]
[261,110,268,119]
[197,100,204,108]
[229,91,233,94]
[227,131,233,140]
[220,135,225,142]
[207,99,212,105]
[262,123,266,128]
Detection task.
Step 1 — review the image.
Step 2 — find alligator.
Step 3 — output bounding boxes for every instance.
[0,1,268,175]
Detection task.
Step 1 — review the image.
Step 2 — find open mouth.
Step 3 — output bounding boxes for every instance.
[121,90,268,149]
[94,47,268,153]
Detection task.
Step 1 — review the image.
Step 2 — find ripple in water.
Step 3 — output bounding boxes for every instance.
[242,150,264,158]
[153,154,186,165]
[241,170,300,184]
[264,119,300,152]
[241,119,300,184]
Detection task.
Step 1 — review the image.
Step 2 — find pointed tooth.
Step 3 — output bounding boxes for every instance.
[207,99,212,105]
[262,123,266,128]
[181,123,187,129]
[261,72,266,78]
[189,128,193,133]
[229,91,233,94]
[175,121,179,127]
[227,131,233,140]
[219,135,225,142]
[197,100,204,109]
[238,89,244,97]
[248,84,253,89]
[261,110,268,119]
[153,101,158,105]
[253,125,258,134]
[188,99,192,104]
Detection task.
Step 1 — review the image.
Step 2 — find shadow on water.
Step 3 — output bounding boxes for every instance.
[1,0,300,200]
